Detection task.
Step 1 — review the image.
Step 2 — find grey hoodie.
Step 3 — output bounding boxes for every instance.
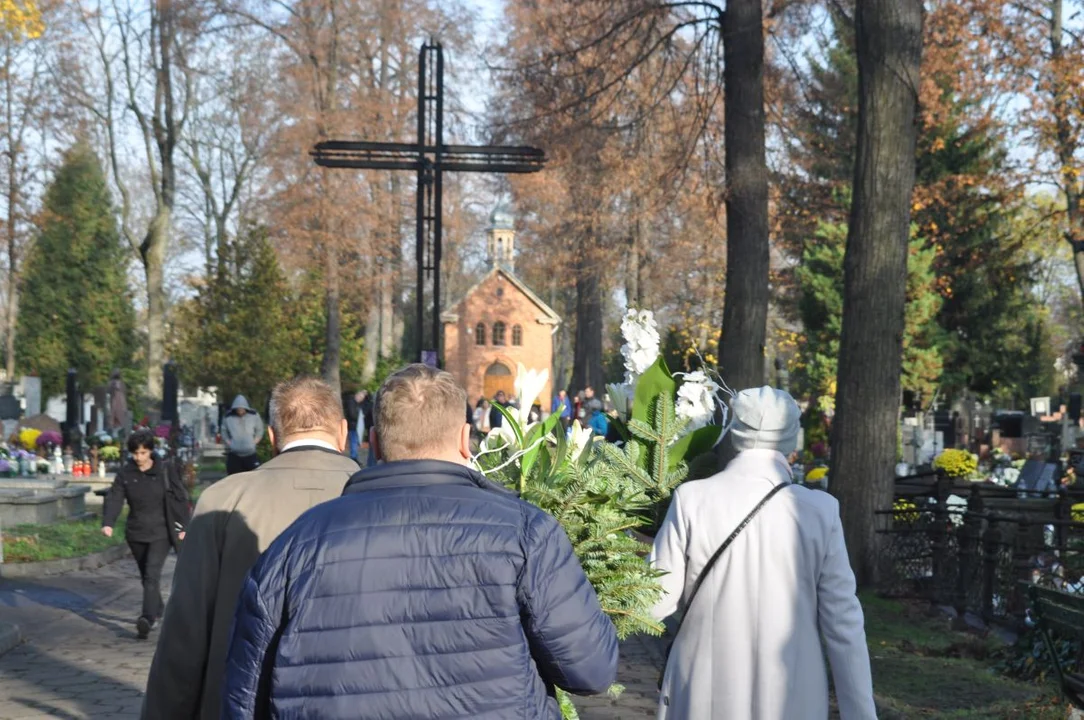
[223,395,264,457]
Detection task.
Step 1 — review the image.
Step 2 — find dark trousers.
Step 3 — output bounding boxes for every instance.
[226,452,260,475]
[127,538,170,621]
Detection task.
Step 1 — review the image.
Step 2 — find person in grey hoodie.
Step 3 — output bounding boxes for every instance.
[223,395,264,475]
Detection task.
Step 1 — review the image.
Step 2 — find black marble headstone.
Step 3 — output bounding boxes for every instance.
[1017,458,1059,493]
[0,394,20,420]
[162,361,178,423]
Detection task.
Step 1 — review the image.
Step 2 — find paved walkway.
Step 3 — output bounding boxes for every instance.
[0,556,662,719]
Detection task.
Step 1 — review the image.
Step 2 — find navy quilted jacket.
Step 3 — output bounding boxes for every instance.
[221,460,619,719]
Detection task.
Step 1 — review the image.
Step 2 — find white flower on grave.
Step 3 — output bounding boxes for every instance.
[945,494,967,527]
[675,371,720,432]
[606,382,633,420]
[568,420,596,457]
[620,308,660,384]
[481,424,517,451]
[513,363,548,426]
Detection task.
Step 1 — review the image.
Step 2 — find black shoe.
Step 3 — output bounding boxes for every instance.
[136,616,151,639]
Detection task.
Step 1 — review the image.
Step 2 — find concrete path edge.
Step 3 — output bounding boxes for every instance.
[0,543,129,579]
[0,622,20,656]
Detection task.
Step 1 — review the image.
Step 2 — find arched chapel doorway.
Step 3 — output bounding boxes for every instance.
[483,361,515,401]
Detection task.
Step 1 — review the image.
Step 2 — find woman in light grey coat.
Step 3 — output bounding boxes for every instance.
[650,386,876,719]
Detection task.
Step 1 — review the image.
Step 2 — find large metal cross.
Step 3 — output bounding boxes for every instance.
[312,41,546,366]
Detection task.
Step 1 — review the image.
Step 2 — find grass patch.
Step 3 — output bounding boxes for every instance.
[861,593,1066,719]
[1,511,127,563]
[199,459,226,474]
[2,482,210,562]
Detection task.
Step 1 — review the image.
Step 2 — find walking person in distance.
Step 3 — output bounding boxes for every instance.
[222,394,264,475]
[101,429,190,640]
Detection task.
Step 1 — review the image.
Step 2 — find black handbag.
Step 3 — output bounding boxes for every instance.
[657,482,789,690]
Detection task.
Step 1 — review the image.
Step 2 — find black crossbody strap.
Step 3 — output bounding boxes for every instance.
[657,481,790,691]
[676,482,789,631]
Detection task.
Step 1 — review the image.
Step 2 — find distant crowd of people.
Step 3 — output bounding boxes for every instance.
[100,366,876,719]
[470,384,614,439]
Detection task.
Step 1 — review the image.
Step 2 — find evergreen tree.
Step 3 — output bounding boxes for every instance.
[174,229,369,408]
[16,142,136,398]
[914,111,1043,402]
[174,227,301,412]
[784,11,1042,406]
[292,272,367,390]
[794,219,943,405]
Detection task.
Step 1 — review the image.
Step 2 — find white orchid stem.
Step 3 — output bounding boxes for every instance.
[477,435,547,477]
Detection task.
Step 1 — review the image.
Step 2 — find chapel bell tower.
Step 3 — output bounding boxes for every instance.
[487,202,515,274]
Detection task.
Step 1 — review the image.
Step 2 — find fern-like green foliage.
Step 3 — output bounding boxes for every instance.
[475,356,724,717]
[476,423,666,640]
[475,419,666,719]
[601,392,707,531]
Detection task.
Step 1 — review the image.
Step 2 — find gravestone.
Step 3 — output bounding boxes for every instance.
[0,394,20,422]
[162,361,178,424]
[21,375,40,416]
[1017,458,1059,494]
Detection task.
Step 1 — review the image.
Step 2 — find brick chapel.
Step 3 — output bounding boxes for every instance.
[442,204,560,405]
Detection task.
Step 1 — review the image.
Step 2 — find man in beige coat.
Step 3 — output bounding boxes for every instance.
[141,377,358,720]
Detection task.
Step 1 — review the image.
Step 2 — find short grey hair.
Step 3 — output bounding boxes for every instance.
[269,376,343,441]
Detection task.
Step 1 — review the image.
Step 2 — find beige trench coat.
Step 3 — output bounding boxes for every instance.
[141,447,358,720]
[650,449,877,720]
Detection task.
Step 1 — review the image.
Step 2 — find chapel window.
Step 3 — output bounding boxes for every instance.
[475,322,486,345]
[492,321,507,346]
[512,324,523,346]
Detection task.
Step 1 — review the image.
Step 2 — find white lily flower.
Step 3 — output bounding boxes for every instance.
[514,363,549,426]
[620,308,660,384]
[675,370,720,431]
[482,424,518,451]
[568,420,595,457]
[606,382,633,419]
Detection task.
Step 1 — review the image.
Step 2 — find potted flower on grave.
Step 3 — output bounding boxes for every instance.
[35,430,62,454]
[805,466,829,490]
[932,448,979,481]
[99,444,121,468]
[0,445,14,477]
[17,427,41,452]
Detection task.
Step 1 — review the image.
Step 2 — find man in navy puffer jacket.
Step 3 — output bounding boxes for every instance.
[221,364,619,719]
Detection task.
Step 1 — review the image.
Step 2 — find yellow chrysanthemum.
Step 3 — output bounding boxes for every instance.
[18,427,41,449]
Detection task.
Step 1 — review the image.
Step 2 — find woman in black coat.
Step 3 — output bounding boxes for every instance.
[101,429,191,639]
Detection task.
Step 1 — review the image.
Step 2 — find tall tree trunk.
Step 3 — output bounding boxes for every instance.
[4,40,16,382]
[363,287,380,382]
[5,154,17,381]
[321,242,342,394]
[379,257,395,358]
[1050,0,1084,302]
[718,0,770,391]
[830,0,924,586]
[142,211,170,400]
[571,246,604,393]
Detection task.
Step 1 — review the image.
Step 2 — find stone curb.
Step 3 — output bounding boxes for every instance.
[0,622,20,656]
[0,542,129,579]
